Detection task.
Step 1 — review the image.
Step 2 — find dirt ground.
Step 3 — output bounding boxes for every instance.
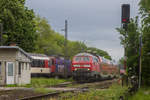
[0,89,43,100]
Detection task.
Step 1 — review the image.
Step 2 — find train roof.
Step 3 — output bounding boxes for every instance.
[75,53,95,57]
[28,53,49,60]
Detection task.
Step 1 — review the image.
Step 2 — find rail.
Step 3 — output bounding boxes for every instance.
[17,92,61,100]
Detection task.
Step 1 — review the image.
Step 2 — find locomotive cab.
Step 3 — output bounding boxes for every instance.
[72,53,101,81]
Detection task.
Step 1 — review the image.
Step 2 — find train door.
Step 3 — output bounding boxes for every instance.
[6,62,15,84]
[93,57,99,72]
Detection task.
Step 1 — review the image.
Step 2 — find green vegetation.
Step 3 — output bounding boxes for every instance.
[86,47,112,60]
[129,87,150,100]
[60,84,128,100]
[34,88,56,94]
[6,78,72,88]
[0,0,37,52]
[6,78,73,93]
[5,84,18,87]
[116,18,140,76]
[25,78,73,88]
[139,0,150,85]
[117,0,150,85]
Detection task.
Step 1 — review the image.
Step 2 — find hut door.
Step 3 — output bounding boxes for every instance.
[6,62,14,84]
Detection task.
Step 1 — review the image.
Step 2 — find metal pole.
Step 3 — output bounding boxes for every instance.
[139,36,142,89]
[0,23,3,46]
[64,20,68,78]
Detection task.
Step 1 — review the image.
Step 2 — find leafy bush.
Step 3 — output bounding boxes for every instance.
[29,78,72,88]
[63,84,128,100]
[129,87,150,100]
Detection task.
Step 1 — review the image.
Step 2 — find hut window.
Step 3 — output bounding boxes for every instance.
[19,62,21,75]
[28,63,30,70]
[8,63,13,76]
[26,63,27,70]
[22,63,24,70]
[27,63,28,70]
[0,62,1,75]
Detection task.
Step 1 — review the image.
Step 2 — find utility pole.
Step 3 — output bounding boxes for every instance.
[64,20,68,59]
[139,35,142,89]
[0,23,3,46]
[62,20,68,78]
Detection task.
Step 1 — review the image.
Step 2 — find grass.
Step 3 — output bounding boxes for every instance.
[6,78,73,88]
[128,87,150,100]
[59,83,128,100]
[34,88,56,94]
[25,78,72,88]
[5,78,73,93]
[5,84,18,87]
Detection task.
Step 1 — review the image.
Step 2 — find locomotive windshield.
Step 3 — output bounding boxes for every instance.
[74,56,90,62]
[83,57,90,61]
[75,57,82,61]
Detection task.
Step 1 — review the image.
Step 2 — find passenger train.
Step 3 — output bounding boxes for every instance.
[29,52,119,81]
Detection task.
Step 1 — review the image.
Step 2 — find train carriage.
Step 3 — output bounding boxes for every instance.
[49,56,72,78]
[29,53,51,77]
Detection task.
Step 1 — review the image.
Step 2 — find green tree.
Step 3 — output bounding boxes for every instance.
[67,41,87,59]
[0,0,37,52]
[34,16,63,55]
[139,0,150,85]
[116,18,140,76]
[86,47,112,60]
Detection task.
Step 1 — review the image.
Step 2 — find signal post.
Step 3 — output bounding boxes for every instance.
[121,4,130,86]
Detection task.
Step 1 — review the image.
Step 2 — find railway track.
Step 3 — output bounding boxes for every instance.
[17,88,89,100]
[0,79,116,100]
[17,79,116,100]
[18,92,61,100]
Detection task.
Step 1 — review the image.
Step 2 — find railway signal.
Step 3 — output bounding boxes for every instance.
[121,4,130,72]
[121,4,130,31]
[121,4,130,87]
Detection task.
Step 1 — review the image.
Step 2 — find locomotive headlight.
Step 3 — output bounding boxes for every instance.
[84,64,91,67]
[75,68,77,71]
[73,65,80,67]
[87,68,90,71]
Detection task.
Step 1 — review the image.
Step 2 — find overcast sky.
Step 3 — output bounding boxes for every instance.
[26,0,140,61]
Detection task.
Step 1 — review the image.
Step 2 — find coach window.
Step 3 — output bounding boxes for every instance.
[95,58,99,63]
[42,60,45,67]
[52,59,55,65]
[48,61,52,67]
[93,57,96,62]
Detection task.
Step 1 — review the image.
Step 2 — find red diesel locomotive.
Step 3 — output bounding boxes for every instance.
[72,53,119,81]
